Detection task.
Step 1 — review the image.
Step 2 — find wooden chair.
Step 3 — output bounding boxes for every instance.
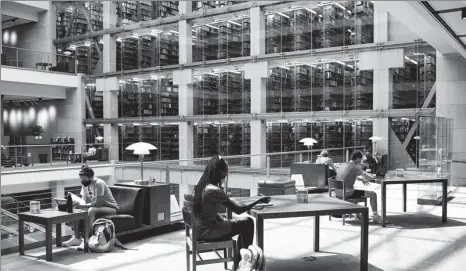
[182,207,238,271]
[328,179,367,225]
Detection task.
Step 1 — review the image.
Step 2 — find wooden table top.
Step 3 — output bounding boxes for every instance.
[375,174,448,184]
[19,209,87,223]
[249,194,368,219]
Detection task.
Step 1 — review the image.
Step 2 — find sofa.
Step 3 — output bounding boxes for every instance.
[100,186,146,234]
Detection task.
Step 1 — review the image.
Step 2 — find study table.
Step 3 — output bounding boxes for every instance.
[373,174,448,227]
[245,194,369,271]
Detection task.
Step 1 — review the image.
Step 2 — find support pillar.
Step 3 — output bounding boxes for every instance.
[58,75,86,154]
[436,53,466,186]
[374,3,388,43]
[97,78,119,161]
[245,62,269,169]
[174,70,194,165]
[100,2,119,161]
[247,6,267,169]
[360,49,404,156]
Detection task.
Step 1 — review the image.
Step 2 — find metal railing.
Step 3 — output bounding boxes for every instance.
[1,143,110,168]
[1,45,77,74]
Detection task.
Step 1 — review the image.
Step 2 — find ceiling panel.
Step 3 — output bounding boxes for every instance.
[440,12,466,35]
[461,37,466,44]
[430,1,466,11]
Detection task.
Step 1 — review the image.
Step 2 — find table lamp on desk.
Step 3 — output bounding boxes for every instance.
[299,138,318,162]
[126,142,157,183]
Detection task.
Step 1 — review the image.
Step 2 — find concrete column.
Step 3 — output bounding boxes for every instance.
[57,75,86,153]
[245,62,269,168]
[359,49,404,155]
[179,1,192,14]
[103,1,117,73]
[173,70,194,165]
[436,53,466,186]
[373,2,388,43]
[250,7,265,56]
[179,21,193,65]
[97,77,119,161]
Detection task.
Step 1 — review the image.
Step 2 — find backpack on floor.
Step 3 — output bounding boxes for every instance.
[88,218,129,253]
[238,245,265,271]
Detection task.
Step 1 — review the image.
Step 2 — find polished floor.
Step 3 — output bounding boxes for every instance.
[3,185,466,271]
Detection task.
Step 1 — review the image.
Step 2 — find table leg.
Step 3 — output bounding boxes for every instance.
[19,218,25,256]
[56,223,62,247]
[360,210,369,271]
[46,223,53,262]
[313,216,320,252]
[402,183,407,212]
[256,216,264,252]
[83,217,89,252]
[382,183,387,227]
[442,180,448,223]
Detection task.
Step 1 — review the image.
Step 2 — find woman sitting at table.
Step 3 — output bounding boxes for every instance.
[192,155,271,262]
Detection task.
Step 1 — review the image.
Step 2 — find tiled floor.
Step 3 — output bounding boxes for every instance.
[3,185,466,271]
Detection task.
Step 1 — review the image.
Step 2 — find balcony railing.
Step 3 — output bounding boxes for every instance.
[1,143,110,168]
[1,46,77,74]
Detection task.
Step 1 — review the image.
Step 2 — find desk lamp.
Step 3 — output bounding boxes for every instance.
[299,138,318,162]
[126,142,157,182]
[369,136,386,155]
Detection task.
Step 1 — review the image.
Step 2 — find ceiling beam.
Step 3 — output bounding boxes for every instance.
[434,7,464,14]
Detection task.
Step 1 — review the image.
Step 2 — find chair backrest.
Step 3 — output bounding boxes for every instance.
[109,186,146,228]
[328,179,346,199]
[291,163,328,187]
[182,207,197,244]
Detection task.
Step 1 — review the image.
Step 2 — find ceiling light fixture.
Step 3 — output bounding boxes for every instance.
[462,8,466,20]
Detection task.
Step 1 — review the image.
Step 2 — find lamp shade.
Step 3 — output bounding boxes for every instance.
[299,138,318,146]
[369,136,386,142]
[133,149,150,155]
[95,136,104,142]
[125,142,157,151]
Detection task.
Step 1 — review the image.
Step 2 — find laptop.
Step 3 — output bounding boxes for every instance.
[54,198,67,206]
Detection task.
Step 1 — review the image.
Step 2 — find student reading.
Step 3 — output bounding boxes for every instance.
[63,165,119,248]
[192,155,271,261]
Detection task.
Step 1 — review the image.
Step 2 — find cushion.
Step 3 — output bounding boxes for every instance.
[103,214,136,233]
[258,179,295,188]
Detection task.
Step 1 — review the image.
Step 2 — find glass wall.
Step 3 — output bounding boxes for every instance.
[193,70,250,115]
[392,46,436,109]
[193,121,250,166]
[119,124,179,161]
[265,1,374,54]
[266,60,373,112]
[266,119,372,168]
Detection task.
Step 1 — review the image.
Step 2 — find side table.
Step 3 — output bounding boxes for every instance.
[19,209,89,261]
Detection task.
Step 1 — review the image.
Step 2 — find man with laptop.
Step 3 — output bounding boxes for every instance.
[62,165,119,248]
[337,151,383,223]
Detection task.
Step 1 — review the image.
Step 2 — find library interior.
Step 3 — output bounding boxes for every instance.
[1,1,466,271]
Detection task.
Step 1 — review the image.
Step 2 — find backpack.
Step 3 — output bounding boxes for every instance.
[88,218,129,253]
[238,245,265,271]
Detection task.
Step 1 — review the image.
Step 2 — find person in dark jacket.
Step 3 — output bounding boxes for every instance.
[192,155,270,262]
[364,148,378,174]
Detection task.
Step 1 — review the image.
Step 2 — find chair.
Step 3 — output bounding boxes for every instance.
[328,179,367,225]
[182,207,237,271]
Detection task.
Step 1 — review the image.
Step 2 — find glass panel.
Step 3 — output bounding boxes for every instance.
[193,71,250,115]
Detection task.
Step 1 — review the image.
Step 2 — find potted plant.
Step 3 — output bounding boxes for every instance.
[29,125,44,139]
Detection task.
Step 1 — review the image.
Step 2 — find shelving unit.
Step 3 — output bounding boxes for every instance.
[86,84,103,119]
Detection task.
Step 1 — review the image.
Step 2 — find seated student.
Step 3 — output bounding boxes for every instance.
[315,150,337,178]
[192,155,270,262]
[363,148,378,173]
[63,165,119,248]
[336,151,383,223]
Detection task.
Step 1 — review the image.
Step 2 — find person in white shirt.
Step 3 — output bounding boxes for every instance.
[315,150,337,178]
[63,165,119,248]
[87,145,97,157]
